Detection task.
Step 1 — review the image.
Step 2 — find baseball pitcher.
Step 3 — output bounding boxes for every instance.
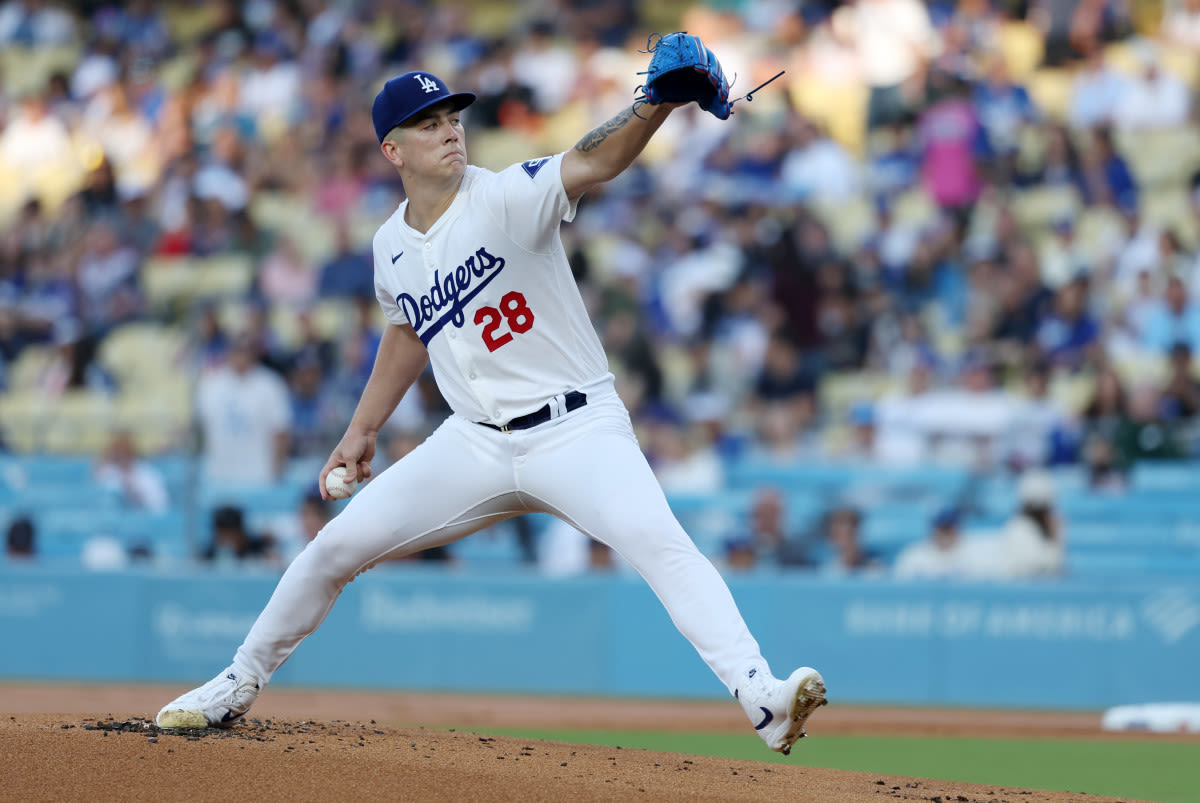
[156,32,824,756]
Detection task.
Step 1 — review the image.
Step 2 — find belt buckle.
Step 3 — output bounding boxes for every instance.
[500,423,511,434]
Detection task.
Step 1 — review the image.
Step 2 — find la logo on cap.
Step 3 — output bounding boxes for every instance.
[415,74,439,93]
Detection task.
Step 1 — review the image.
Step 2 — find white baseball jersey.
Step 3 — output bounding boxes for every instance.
[229,150,780,725]
[371,152,610,425]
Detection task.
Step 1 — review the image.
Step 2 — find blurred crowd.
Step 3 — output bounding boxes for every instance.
[2,1,1200,573]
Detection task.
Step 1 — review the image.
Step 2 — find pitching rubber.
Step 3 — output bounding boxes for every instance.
[156,710,208,729]
[779,669,828,756]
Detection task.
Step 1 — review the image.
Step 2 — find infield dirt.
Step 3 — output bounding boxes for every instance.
[0,683,1172,802]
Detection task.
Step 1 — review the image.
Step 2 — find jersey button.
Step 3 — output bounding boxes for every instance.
[469,372,477,380]
[424,242,431,249]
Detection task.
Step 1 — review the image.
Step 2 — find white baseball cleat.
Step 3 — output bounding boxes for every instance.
[737,666,827,755]
[155,666,261,729]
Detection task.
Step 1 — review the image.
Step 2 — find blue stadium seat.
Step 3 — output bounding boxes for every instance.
[34,508,189,560]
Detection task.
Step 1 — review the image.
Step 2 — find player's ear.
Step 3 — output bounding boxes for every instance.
[381,133,404,168]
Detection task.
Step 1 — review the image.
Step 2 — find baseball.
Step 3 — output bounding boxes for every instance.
[325,466,358,499]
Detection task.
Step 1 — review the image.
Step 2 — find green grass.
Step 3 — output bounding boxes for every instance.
[481,728,1200,803]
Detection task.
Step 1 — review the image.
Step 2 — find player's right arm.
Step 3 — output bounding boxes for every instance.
[318,323,428,499]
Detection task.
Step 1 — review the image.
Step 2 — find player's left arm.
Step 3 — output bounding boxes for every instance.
[560,102,682,202]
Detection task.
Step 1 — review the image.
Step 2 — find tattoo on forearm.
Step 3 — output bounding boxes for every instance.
[574,107,636,153]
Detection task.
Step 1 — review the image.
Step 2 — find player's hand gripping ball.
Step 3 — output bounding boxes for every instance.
[325,466,358,500]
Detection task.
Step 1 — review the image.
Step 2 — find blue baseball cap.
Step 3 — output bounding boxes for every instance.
[932,508,960,529]
[371,71,476,143]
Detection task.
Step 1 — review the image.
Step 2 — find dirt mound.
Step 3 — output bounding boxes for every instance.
[0,715,1146,802]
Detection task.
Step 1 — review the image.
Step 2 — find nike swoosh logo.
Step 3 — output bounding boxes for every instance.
[221,709,242,723]
[754,706,774,730]
[391,251,404,264]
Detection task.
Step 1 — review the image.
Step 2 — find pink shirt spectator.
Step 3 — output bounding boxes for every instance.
[916,94,983,209]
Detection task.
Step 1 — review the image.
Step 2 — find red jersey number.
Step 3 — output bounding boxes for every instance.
[475,291,535,352]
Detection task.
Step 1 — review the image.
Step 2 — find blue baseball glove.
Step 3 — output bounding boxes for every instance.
[637,32,733,120]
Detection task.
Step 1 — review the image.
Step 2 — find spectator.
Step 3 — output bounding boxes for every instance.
[316,218,374,300]
[287,348,341,459]
[509,19,578,115]
[257,233,316,310]
[1083,433,1129,493]
[1081,364,1129,444]
[874,359,936,465]
[189,304,230,374]
[1160,341,1200,421]
[747,397,818,464]
[1076,125,1137,212]
[779,115,862,202]
[1140,275,1200,356]
[0,0,76,46]
[81,534,132,571]
[4,515,36,562]
[728,487,813,569]
[195,334,292,485]
[201,504,278,567]
[238,34,303,135]
[753,331,816,405]
[75,218,143,339]
[840,0,941,130]
[93,429,169,513]
[971,54,1039,166]
[1067,46,1127,130]
[0,89,80,203]
[921,354,1023,470]
[721,535,759,573]
[1033,275,1101,371]
[270,491,331,566]
[893,508,981,580]
[989,470,1065,579]
[1008,361,1074,468]
[1037,217,1092,291]
[817,505,885,576]
[825,400,879,461]
[1115,382,1186,465]
[1162,0,1200,51]
[990,239,1055,346]
[644,416,724,495]
[1112,45,1191,132]
[914,70,986,213]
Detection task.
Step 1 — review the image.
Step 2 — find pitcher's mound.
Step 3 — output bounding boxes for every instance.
[0,715,1145,802]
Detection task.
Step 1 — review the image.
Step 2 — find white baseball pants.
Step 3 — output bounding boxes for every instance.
[233,385,768,695]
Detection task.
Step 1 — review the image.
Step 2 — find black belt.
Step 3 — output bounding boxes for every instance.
[479,391,587,433]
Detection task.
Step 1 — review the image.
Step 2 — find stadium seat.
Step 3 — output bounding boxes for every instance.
[810,196,877,254]
[35,508,189,561]
[816,370,896,421]
[140,255,254,315]
[140,256,199,314]
[1010,185,1081,230]
[1116,128,1200,190]
[97,322,188,385]
[0,44,80,97]
[996,20,1045,80]
[1025,68,1073,122]
[191,254,255,300]
[1142,187,1198,247]
[311,298,358,340]
[42,391,117,454]
[0,390,51,452]
[6,345,55,392]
